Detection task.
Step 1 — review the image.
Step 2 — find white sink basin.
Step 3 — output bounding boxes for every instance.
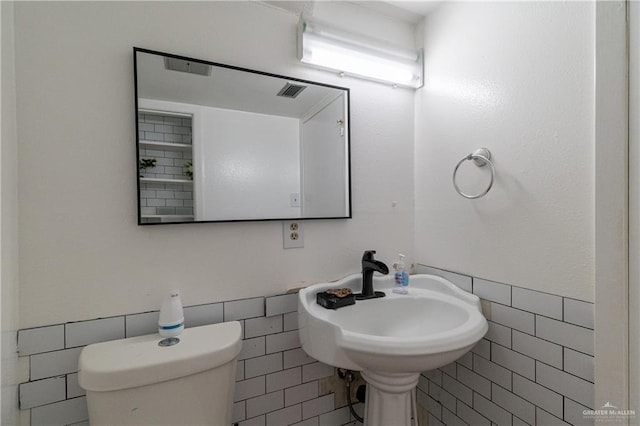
[298,273,488,426]
[298,273,488,373]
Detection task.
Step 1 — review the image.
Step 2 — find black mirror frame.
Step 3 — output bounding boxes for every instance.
[134,47,352,225]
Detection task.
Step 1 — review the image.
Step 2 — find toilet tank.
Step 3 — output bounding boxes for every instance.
[78,322,242,426]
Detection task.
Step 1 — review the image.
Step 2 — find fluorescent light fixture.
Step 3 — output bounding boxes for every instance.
[297,18,423,88]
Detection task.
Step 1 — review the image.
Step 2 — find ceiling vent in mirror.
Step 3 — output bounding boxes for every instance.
[277,83,307,99]
[164,57,212,76]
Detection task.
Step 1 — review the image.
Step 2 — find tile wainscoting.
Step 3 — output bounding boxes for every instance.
[17,265,594,426]
[416,264,594,426]
[16,293,359,426]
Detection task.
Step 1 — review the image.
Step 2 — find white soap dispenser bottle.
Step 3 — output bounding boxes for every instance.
[158,290,184,338]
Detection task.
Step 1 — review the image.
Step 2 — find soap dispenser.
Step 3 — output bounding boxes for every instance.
[158,290,184,338]
[392,254,409,295]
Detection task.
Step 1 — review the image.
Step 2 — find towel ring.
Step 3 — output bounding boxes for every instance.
[452,148,495,199]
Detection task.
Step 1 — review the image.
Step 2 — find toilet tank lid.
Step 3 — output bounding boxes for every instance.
[78,321,242,392]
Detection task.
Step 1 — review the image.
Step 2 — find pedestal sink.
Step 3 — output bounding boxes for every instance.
[298,273,488,426]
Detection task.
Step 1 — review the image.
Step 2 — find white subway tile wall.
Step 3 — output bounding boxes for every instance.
[265,293,298,317]
[65,316,124,348]
[472,278,511,305]
[225,297,266,321]
[563,298,595,329]
[245,315,283,339]
[30,397,88,426]
[17,325,64,356]
[416,264,595,426]
[267,330,301,354]
[414,265,473,293]
[512,287,563,320]
[16,295,359,426]
[124,311,159,337]
[17,266,594,426]
[245,353,283,379]
[19,377,66,410]
[266,367,302,393]
[65,373,85,399]
[184,302,224,328]
[30,347,83,381]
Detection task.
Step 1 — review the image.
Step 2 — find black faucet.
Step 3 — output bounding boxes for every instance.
[356,250,389,300]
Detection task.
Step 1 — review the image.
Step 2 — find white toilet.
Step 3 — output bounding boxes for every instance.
[78,321,242,425]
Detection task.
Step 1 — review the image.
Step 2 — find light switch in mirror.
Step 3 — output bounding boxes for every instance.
[134,48,352,225]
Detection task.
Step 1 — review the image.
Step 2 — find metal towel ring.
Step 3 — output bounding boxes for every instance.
[452,148,495,199]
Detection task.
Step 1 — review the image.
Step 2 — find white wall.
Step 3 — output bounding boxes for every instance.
[14,1,415,328]
[1,1,20,423]
[200,107,300,221]
[415,2,595,301]
[302,95,348,217]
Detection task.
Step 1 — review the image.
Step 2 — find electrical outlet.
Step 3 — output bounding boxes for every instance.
[283,221,304,249]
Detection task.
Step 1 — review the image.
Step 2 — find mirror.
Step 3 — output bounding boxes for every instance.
[134,48,351,224]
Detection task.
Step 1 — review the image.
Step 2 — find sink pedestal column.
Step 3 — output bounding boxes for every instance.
[360,370,420,426]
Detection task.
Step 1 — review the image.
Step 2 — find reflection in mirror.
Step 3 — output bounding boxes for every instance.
[134,48,351,224]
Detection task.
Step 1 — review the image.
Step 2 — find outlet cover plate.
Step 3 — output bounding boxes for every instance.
[283,221,304,249]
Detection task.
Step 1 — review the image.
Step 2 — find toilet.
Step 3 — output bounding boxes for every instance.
[78,321,242,425]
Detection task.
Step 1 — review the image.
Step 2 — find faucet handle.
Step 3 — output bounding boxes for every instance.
[362,250,377,261]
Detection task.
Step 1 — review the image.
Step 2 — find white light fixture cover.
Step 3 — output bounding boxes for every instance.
[297,18,423,88]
